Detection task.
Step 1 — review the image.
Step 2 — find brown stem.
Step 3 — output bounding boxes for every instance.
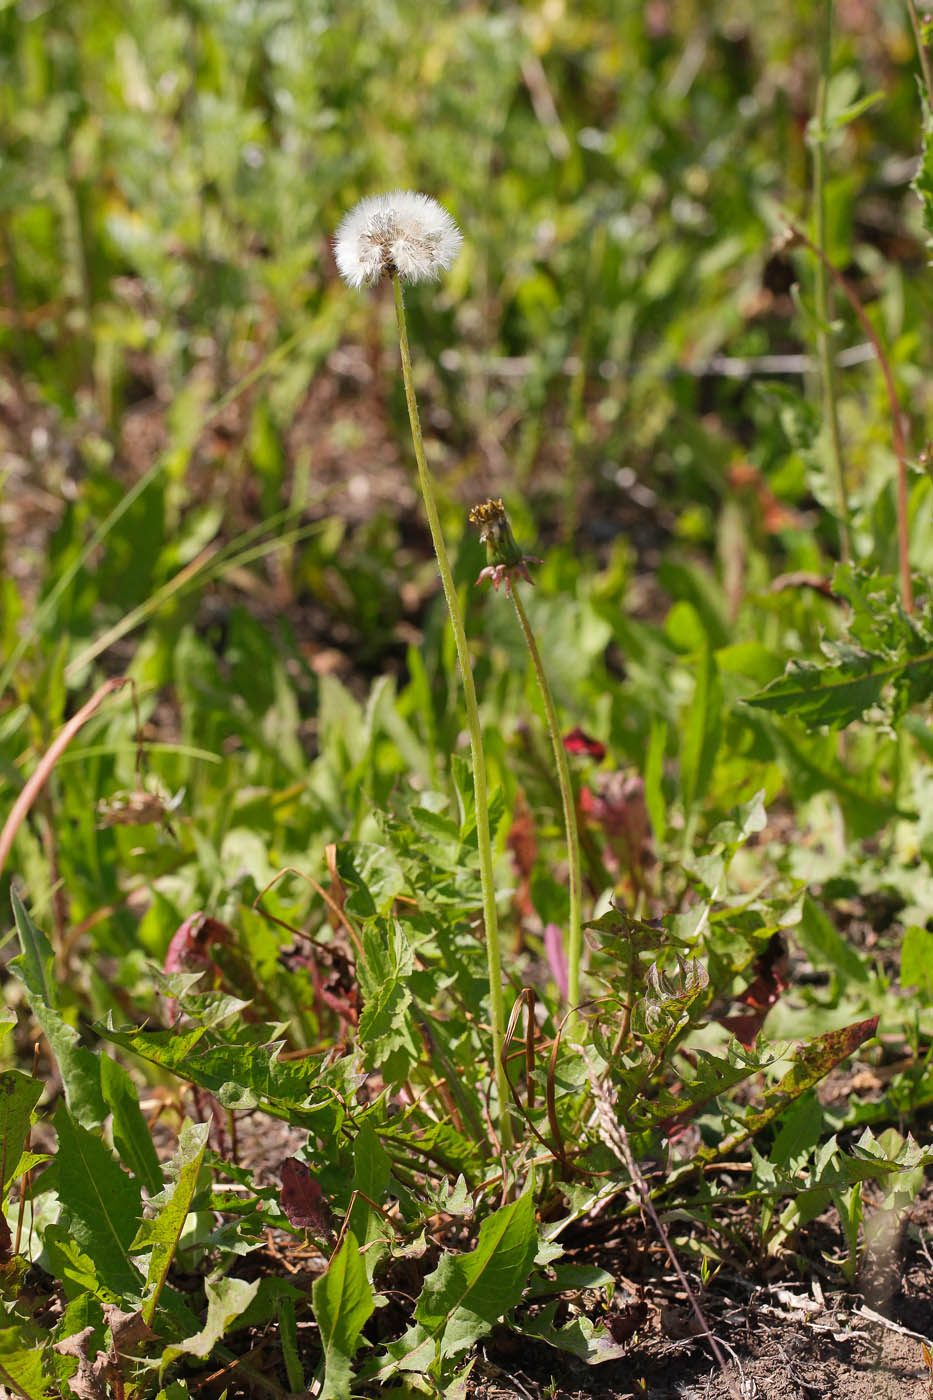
[0,677,132,880]
[787,225,913,611]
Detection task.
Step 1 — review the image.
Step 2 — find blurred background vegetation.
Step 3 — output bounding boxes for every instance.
[1,0,931,1031]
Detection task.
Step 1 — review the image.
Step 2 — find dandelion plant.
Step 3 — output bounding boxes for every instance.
[335,192,512,1145]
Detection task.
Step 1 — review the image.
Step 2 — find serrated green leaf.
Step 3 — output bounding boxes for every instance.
[372,1186,537,1378]
[100,1054,163,1196]
[160,1275,260,1370]
[0,1320,53,1399]
[514,1303,628,1363]
[745,655,892,727]
[97,1025,324,1115]
[42,1224,103,1300]
[0,1071,42,1198]
[312,1232,376,1400]
[134,1119,210,1326]
[53,1104,143,1299]
[10,897,105,1128]
[357,919,417,1072]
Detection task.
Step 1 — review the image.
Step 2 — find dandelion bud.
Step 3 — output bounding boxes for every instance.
[469,498,524,570]
[334,190,463,289]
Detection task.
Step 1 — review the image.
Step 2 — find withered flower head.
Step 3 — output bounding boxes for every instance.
[469,499,540,595]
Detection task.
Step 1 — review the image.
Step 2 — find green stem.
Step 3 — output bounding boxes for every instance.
[509,585,583,1019]
[907,0,933,108]
[813,0,851,563]
[392,275,512,1149]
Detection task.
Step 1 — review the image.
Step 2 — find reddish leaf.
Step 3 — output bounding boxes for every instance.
[163,913,235,1024]
[607,1297,648,1344]
[544,923,568,1002]
[579,772,652,881]
[563,727,606,760]
[280,1157,337,1240]
[0,1209,11,1264]
[163,912,233,976]
[507,791,538,923]
[718,935,789,1047]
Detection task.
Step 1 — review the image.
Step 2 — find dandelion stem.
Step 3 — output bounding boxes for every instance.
[907,0,933,109]
[392,275,512,1148]
[812,0,851,563]
[509,584,583,1022]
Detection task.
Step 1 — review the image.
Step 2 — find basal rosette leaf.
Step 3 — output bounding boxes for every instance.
[311,1231,375,1400]
[10,893,106,1128]
[368,1185,537,1380]
[53,1105,143,1300]
[0,1071,42,1199]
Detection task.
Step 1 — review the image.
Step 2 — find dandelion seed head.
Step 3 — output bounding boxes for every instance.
[335,190,463,289]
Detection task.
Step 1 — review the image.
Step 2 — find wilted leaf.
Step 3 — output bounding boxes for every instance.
[515,1303,630,1363]
[722,1016,879,1156]
[280,1158,336,1240]
[160,1275,260,1369]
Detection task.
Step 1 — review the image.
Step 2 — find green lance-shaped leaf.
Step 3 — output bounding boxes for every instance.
[680,643,722,821]
[53,1104,143,1299]
[133,1119,210,1326]
[9,889,53,1006]
[311,1231,376,1400]
[10,893,105,1127]
[347,1121,393,1278]
[901,925,933,999]
[371,1185,538,1379]
[0,1070,42,1199]
[100,1054,163,1196]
